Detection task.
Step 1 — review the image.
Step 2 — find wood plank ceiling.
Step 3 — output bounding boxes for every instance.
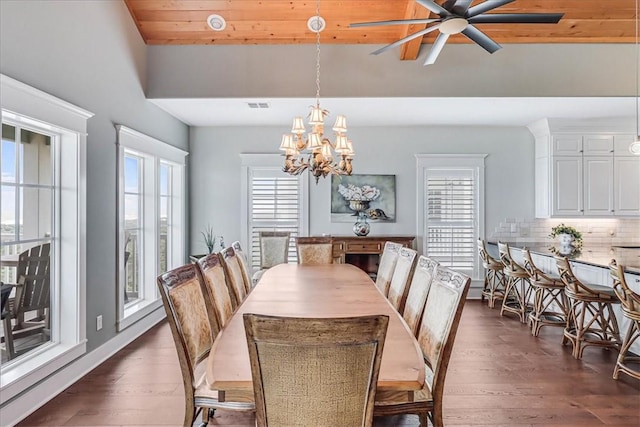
[125,0,635,61]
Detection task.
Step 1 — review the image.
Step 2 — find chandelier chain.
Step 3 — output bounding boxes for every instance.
[315,0,321,106]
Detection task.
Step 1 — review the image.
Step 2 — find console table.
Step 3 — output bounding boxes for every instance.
[330,235,415,278]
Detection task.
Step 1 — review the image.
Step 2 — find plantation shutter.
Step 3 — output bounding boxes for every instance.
[249,170,301,269]
[425,168,477,276]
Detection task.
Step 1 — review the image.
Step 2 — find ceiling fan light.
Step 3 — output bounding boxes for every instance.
[439,17,468,35]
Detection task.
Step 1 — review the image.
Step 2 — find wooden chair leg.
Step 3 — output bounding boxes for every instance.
[614,320,640,380]
[3,316,15,360]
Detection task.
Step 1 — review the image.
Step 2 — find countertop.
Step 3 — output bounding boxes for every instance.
[487,241,640,275]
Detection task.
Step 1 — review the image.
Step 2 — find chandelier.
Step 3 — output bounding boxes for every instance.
[279,0,355,182]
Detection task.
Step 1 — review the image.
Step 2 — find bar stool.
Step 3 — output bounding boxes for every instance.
[555,256,621,359]
[477,239,506,309]
[609,260,640,380]
[522,249,568,337]
[498,242,533,323]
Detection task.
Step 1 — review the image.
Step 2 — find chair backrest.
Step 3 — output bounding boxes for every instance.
[555,256,596,296]
[231,241,252,293]
[259,231,291,269]
[243,313,389,427]
[157,264,213,399]
[610,260,640,313]
[14,243,51,315]
[402,256,439,337]
[523,248,556,283]
[220,246,248,309]
[497,241,524,272]
[416,265,471,420]
[375,241,402,296]
[295,236,333,265]
[477,238,499,268]
[387,247,417,314]
[196,253,234,332]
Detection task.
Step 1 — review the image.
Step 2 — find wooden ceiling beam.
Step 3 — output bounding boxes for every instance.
[399,0,432,61]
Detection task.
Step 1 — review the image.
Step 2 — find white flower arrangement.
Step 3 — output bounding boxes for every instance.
[338,184,381,201]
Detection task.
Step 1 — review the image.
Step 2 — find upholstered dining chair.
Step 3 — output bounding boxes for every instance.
[375,242,402,297]
[555,256,621,359]
[196,253,234,333]
[402,256,439,337]
[157,264,254,427]
[609,260,639,380]
[374,265,471,427]
[231,241,252,294]
[295,236,334,265]
[252,231,291,285]
[477,238,506,308]
[243,313,389,427]
[220,246,248,310]
[386,247,418,314]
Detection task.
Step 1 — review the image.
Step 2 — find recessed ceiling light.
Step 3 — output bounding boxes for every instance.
[207,14,226,31]
[307,16,326,33]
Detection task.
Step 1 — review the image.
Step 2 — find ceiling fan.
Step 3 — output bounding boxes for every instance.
[350,0,564,65]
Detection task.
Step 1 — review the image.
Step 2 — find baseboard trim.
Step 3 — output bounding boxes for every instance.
[1,308,166,427]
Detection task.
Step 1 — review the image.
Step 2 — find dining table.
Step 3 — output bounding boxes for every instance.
[206,263,425,402]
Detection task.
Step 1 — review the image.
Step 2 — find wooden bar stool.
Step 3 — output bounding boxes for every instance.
[609,260,640,380]
[477,239,506,308]
[555,256,621,359]
[523,249,568,337]
[498,242,533,323]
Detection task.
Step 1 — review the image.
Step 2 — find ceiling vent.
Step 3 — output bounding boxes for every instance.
[248,102,270,109]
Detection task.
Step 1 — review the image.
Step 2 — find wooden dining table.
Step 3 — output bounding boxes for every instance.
[206,263,425,402]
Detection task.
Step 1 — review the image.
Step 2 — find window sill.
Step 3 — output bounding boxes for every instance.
[0,340,87,404]
[117,298,163,332]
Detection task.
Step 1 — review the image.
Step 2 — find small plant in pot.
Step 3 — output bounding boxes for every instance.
[549,223,583,255]
[190,224,224,262]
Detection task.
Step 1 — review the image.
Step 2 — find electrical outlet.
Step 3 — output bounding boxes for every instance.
[96,315,103,331]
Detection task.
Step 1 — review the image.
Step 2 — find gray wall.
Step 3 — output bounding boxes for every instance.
[148,44,635,98]
[189,125,534,254]
[0,0,188,355]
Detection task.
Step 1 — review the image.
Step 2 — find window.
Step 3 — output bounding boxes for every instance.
[1,74,91,402]
[116,126,186,331]
[417,154,485,280]
[240,154,309,271]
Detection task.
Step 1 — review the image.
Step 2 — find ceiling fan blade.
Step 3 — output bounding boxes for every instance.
[416,0,451,17]
[461,25,501,53]
[424,33,450,65]
[467,0,515,17]
[469,13,564,24]
[447,0,474,16]
[371,24,441,55]
[350,18,441,28]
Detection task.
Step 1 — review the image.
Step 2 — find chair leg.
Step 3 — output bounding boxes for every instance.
[614,320,640,380]
[419,412,429,427]
[3,316,15,360]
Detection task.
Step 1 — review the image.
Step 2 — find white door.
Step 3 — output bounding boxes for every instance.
[614,157,640,216]
[583,156,614,216]
[553,157,583,216]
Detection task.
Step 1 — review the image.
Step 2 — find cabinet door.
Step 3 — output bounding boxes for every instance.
[552,157,583,216]
[583,135,614,156]
[552,135,582,156]
[583,156,614,216]
[614,157,640,216]
[614,134,637,157]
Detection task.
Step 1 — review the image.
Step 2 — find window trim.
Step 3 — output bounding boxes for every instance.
[0,74,92,403]
[240,154,309,272]
[115,125,187,332]
[416,154,486,280]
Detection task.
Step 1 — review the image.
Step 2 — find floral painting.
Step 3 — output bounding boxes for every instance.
[331,174,396,222]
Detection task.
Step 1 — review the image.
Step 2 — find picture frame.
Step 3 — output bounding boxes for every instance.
[330,174,396,223]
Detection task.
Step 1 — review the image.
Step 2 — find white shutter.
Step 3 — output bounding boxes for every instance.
[249,170,301,269]
[425,168,477,275]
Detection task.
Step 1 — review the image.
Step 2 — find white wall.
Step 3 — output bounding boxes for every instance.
[189,125,534,254]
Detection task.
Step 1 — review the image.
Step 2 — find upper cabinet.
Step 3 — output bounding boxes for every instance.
[529,119,640,218]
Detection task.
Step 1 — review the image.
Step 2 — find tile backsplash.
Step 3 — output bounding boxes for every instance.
[490,218,640,246]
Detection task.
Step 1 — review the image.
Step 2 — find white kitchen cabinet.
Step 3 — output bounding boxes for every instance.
[552,156,583,216]
[583,156,614,216]
[614,157,640,216]
[583,135,614,155]
[552,135,583,156]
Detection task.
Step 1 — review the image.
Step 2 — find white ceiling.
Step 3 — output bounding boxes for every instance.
[149,97,635,128]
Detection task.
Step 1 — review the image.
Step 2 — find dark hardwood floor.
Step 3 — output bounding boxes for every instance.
[17,301,640,426]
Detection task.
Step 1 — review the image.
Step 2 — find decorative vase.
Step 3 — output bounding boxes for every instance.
[557,233,575,255]
[348,199,370,213]
[353,211,370,236]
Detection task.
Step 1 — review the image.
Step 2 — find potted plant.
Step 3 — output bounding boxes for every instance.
[549,223,583,254]
[190,224,224,262]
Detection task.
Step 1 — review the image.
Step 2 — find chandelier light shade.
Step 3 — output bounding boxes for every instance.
[279,0,355,182]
